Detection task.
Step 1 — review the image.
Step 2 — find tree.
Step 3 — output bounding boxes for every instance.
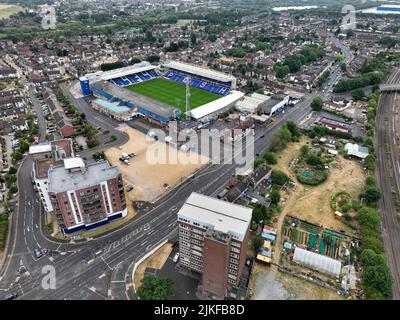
[366,176,377,187]
[271,170,289,186]
[363,236,384,254]
[365,155,376,171]
[190,33,197,45]
[310,96,323,111]
[363,187,381,206]
[286,121,301,140]
[252,236,263,252]
[306,153,323,166]
[263,151,277,165]
[270,188,281,204]
[136,276,174,300]
[361,249,386,267]
[341,63,347,71]
[357,207,381,231]
[364,265,392,299]
[352,89,365,101]
[300,145,310,158]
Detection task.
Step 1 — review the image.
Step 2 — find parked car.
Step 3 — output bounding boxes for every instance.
[34,248,43,259]
[3,292,18,300]
[172,252,180,263]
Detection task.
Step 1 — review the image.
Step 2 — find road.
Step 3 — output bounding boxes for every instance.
[0,37,350,300]
[375,68,400,300]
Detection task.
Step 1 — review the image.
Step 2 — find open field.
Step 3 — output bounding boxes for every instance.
[105,125,209,202]
[133,243,173,290]
[126,78,221,113]
[249,264,344,300]
[0,3,23,19]
[272,137,365,235]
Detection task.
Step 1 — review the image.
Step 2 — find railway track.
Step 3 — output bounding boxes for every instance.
[375,67,400,299]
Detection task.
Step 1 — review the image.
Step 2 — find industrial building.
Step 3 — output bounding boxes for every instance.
[318,117,351,133]
[259,93,290,116]
[177,192,251,299]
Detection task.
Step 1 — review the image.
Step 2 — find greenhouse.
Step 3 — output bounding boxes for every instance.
[293,247,342,277]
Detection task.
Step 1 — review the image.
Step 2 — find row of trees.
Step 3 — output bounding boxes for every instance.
[333,71,385,93]
[356,88,392,299]
[274,45,325,79]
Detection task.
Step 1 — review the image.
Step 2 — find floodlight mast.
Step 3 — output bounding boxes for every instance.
[184,76,191,120]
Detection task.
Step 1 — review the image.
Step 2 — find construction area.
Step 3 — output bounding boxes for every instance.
[105,125,209,202]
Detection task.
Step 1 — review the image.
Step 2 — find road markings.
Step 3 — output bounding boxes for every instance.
[101,256,112,270]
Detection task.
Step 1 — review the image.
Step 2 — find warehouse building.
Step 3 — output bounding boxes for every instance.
[259,93,289,116]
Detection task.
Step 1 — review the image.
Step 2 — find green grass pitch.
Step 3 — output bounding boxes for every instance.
[125,78,221,113]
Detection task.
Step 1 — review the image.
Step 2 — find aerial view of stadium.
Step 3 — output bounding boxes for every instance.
[79,60,241,125]
[126,77,221,112]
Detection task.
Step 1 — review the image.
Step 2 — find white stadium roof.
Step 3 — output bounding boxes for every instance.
[293,247,342,277]
[190,90,244,120]
[79,62,155,83]
[163,60,235,83]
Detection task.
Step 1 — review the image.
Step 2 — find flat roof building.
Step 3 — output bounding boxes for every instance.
[47,160,127,233]
[177,192,251,299]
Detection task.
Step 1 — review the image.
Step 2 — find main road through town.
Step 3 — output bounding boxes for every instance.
[0,37,352,300]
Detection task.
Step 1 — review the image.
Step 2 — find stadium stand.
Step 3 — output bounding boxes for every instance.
[109,70,159,87]
[164,70,231,96]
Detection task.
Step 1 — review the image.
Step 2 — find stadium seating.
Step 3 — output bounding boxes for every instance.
[163,70,230,96]
[109,70,159,87]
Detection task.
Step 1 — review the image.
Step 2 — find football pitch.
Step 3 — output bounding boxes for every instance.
[126,78,221,112]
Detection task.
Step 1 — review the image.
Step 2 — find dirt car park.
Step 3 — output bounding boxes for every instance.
[105,125,209,202]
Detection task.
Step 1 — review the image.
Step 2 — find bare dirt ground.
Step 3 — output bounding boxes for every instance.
[134,243,173,289]
[249,263,343,300]
[272,138,364,235]
[105,125,209,202]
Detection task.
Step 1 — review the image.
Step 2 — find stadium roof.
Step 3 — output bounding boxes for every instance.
[94,98,131,113]
[93,81,178,118]
[177,192,252,242]
[293,247,342,277]
[163,60,235,83]
[79,62,155,83]
[190,90,244,120]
